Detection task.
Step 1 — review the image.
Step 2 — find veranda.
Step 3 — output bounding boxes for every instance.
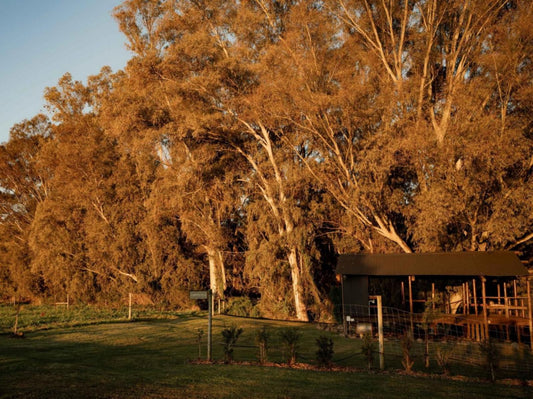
[337,251,533,350]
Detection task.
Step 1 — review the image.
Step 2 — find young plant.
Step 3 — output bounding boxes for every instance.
[255,326,270,364]
[221,325,243,363]
[401,332,415,373]
[361,332,375,370]
[315,335,334,368]
[279,328,301,365]
[480,338,499,382]
[196,328,204,359]
[435,345,453,375]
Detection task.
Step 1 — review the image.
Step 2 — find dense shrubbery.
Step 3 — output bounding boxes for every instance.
[225,297,261,318]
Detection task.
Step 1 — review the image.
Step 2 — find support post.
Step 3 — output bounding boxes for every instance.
[462,283,467,315]
[408,276,414,314]
[408,276,414,332]
[128,293,132,320]
[377,295,384,370]
[514,280,518,313]
[431,283,435,311]
[481,277,489,340]
[341,275,347,336]
[473,278,478,316]
[504,282,509,318]
[527,278,533,353]
[207,289,213,361]
[370,295,384,370]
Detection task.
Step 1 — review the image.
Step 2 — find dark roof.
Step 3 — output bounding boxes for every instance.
[337,251,528,277]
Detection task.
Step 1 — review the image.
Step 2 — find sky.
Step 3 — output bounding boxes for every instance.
[0,0,132,144]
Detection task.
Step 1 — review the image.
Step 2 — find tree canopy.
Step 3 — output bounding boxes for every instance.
[1,0,532,320]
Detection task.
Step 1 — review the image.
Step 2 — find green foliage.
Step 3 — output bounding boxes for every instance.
[480,338,500,382]
[279,327,302,365]
[315,335,334,368]
[401,332,415,373]
[255,326,270,364]
[2,0,533,319]
[435,345,453,376]
[221,325,243,363]
[361,332,375,370]
[225,296,260,318]
[196,328,204,359]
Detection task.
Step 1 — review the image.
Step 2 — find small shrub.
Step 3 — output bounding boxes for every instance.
[279,328,302,365]
[255,326,270,364]
[401,332,415,373]
[221,325,243,363]
[196,328,204,359]
[361,332,375,370]
[435,344,453,375]
[315,335,334,368]
[480,338,499,382]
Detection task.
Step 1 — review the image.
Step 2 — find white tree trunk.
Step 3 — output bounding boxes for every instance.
[217,249,226,293]
[288,247,309,322]
[206,247,226,298]
[207,248,220,297]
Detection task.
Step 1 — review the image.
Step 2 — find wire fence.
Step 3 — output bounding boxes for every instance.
[339,303,533,379]
[3,300,533,380]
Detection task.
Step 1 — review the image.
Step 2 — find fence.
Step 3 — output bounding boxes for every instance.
[341,302,533,378]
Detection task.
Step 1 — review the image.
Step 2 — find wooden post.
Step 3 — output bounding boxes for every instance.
[341,274,347,336]
[473,278,478,316]
[401,281,405,305]
[431,283,435,311]
[527,278,533,353]
[462,283,467,315]
[512,280,517,317]
[67,294,70,310]
[503,282,510,340]
[128,293,132,320]
[481,277,489,340]
[497,284,501,305]
[408,276,414,314]
[503,282,509,318]
[408,276,414,333]
[207,289,213,361]
[372,295,384,370]
[466,282,470,314]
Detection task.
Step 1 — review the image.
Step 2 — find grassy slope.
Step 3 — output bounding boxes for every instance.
[0,308,531,398]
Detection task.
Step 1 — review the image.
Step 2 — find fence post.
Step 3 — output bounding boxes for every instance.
[207,289,213,361]
[377,295,384,370]
[370,295,384,370]
[128,293,132,320]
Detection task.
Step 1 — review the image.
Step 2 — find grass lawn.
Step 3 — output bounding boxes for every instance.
[0,305,532,398]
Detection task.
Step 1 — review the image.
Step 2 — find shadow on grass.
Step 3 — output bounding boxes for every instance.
[0,317,532,399]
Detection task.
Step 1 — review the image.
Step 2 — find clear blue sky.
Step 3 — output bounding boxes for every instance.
[0,0,132,144]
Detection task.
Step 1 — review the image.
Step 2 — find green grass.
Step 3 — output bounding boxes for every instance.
[0,305,532,398]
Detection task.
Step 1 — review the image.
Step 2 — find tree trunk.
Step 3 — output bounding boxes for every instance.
[288,247,309,322]
[217,249,227,293]
[207,247,221,297]
[206,247,226,298]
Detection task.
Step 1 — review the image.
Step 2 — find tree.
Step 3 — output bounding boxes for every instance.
[0,115,51,299]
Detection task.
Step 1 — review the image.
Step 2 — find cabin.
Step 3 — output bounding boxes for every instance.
[337,251,533,345]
